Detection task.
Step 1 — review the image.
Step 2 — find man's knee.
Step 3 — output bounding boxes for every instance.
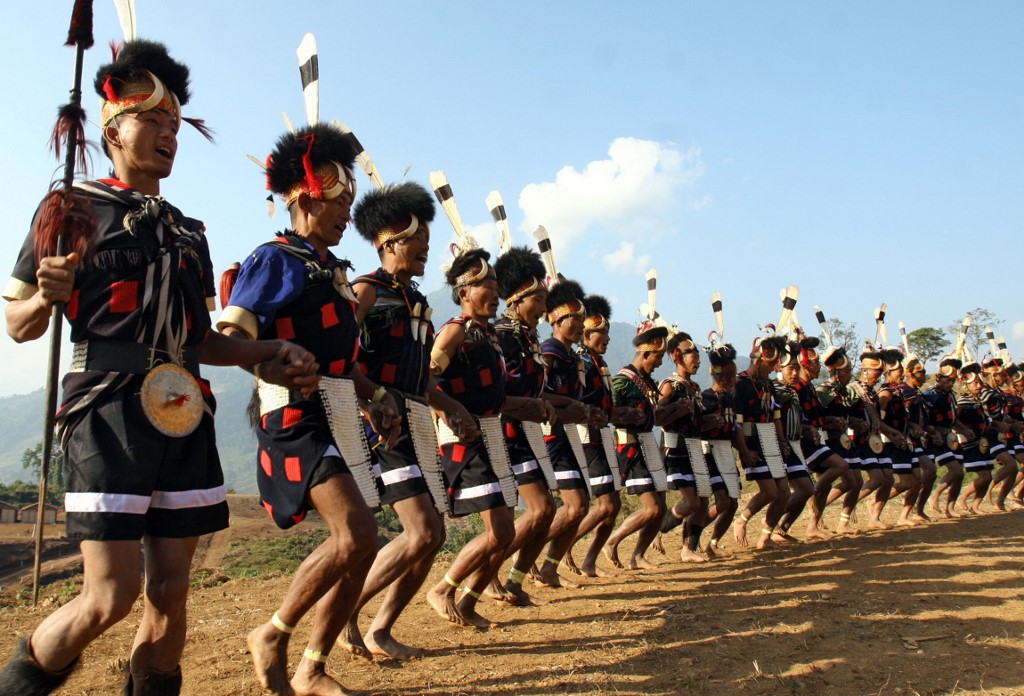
[81,580,139,629]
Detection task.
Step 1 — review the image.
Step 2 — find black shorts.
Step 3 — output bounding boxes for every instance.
[583,443,617,497]
[441,440,508,516]
[550,439,588,491]
[664,447,696,490]
[63,386,228,540]
[619,442,656,495]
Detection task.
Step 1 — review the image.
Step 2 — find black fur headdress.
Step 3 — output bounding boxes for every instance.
[353,182,435,246]
[584,295,612,321]
[267,123,359,197]
[494,246,546,300]
[545,280,585,314]
[707,343,738,369]
[94,39,192,107]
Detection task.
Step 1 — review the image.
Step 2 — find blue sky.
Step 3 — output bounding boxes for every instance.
[1,1,1022,396]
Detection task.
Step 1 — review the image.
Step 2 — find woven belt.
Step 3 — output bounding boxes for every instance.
[70,338,199,376]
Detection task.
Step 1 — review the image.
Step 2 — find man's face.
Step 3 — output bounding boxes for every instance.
[585,329,610,355]
[861,365,882,387]
[107,109,178,182]
[675,346,701,374]
[304,192,354,252]
[966,377,984,397]
[835,364,853,386]
[556,314,585,344]
[780,363,800,386]
[804,358,821,380]
[513,287,548,329]
[461,278,500,319]
[389,224,430,277]
[906,366,926,387]
[937,374,955,391]
[886,364,905,384]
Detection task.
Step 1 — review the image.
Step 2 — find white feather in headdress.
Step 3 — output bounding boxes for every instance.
[333,120,385,191]
[113,0,137,41]
[296,33,319,126]
[486,190,513,253]
[985,325,999,361]
[873,303,888,346]
[898,321,911,355]
[776,285,799,336]
[709,291,725,347]
[430,171,478,270]
[814,305,834,348]
[532,225,560,286]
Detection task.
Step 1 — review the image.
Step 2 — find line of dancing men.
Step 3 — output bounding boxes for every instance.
[4,32,1024,696]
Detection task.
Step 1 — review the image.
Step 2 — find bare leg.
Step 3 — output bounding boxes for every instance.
[248,473,377,696]
[914,454,937,521]
[456,506,516,628]
[538,487,589,588]
[577,492,621,577]
[807,455,847,537]
[501,481,555,606]
[343,494,444,661]
[29,540,142,672]
[836,468,863,534]
[894,472,921,526]
[992,452,1019,510]
[628,491,667,568]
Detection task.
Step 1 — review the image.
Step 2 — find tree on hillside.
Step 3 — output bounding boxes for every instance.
[906,327,949,367]
[22,441,65,498]
[946,308,1003,360]
[821,318,861,358]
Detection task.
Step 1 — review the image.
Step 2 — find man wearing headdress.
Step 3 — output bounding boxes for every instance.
[219,121,403,695]
[732,334,790,550]
[603,323,679,569]
[657,331,711,562]
[925,357,972,518]
[426,248,548,629]
[537,280,596,587]
[564,295,644,576]
[899,355,937,522]
[339,182,475,660]
[789,335,849,537]
[818,347,864,535]
[488,246,561,606]
[699,343,743,555]
[955,362,997,514]
[876,349,922,526]
[848,347,893,530]
[772,342,816,541]
[977,359,1020,510]
[0,42,317,695]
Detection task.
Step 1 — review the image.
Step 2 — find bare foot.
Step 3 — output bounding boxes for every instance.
[650,533,666,555]
[484,577,516,604]
[603,542,624,569]
[804,524,830,540]
[337,621,372,661]
[834,519,857,535]
[679,547,708,563]
[867,520,890,530]
[733,516,749,547]
[561,550,583,576]
[503,582,549,607]
[771,530,798,544]
[630,555,657,570]
[247,623,295,696]
[427,588,465,626]
[895,517,918,527]
[536,565,580,589]
[456,599,498,629]
[912,510,932,523]
[579,559,612,578]
[928,494,941,514]
[364,629,424,661]
[291,662,352,696]
[755,534,779,550]
[945,507,961,519]
[705,543,730,559]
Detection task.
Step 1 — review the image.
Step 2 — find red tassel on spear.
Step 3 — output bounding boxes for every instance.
[31,0,95,607]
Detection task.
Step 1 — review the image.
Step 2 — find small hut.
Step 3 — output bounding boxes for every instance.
[0,501,16,524]
[20,503,58,525]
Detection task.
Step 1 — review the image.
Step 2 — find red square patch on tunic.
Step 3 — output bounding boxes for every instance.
[67,290,79,320]
[275,317,295,340]
[451,443,466,463]
[329,359,347,375]
[260,450,273,477]
[479,369,493,387]
[282,407,302,429]
[380,364,397,384]
[449,377,466,394]
[321,303,340,328]
[390,322,405,338]
[109,281,138,313]
[285,456,302,482]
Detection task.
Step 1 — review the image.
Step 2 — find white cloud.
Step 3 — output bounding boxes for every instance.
[517,137,704,249]
[602,241,651,276]
[1012,320,1024,341]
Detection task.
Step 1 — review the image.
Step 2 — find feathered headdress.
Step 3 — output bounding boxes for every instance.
[546,280,586,324]
[431,170,480,272]
[707,342,738,376]
[486,190,513,253]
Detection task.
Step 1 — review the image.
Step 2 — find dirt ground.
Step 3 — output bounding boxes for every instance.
[2,495,1024,696]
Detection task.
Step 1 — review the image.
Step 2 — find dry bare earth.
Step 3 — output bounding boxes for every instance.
[3,496,1024,695]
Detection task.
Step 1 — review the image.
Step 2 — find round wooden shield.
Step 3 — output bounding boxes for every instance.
[140,363,204,437]
[947,432,960,451]
[868,433,884,454]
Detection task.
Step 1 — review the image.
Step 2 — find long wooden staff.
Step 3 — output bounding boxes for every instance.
[32,0,94,606]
